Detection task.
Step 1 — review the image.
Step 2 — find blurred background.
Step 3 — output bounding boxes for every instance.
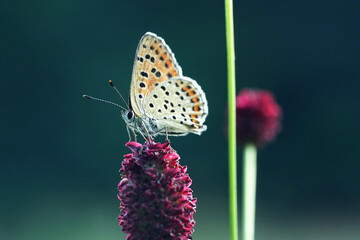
[1,0,359,239]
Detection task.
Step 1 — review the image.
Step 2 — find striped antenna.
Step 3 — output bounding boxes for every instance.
[82,94,127,111]
[108,80,129,109]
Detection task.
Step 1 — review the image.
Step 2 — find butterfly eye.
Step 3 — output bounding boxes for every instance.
[127,111,134,120]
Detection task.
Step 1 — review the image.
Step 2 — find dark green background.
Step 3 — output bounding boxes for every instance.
[1,0,359,239]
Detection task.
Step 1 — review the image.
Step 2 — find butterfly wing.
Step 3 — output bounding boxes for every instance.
[142,77,208,135]
[130,32,183,117]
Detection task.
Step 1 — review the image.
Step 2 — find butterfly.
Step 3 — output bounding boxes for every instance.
[85,32,208,141]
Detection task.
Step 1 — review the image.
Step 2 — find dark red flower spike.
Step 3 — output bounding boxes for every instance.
[236,89,282,147]
[118,141,196,240]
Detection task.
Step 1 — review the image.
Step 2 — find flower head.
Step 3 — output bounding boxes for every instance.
[118,141,196,240]
[236,89,282,147]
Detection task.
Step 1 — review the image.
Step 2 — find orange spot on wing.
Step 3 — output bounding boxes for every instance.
[193,106,200,111]
[190,114,198,120]
[182,86,191,91]
[166,59,172,67]
[192,97,199,103]
[188,91,196,96]
[190,117,200,128]
[170,68,178,77]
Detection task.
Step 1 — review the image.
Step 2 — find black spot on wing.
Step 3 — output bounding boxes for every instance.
[140,71,148,78]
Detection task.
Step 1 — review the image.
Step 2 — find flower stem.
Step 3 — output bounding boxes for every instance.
[224,0,238,239]
[242,143,257,240]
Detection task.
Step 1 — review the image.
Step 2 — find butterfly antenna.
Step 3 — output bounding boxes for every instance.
[82,94,127,111]
[109,80,129,109]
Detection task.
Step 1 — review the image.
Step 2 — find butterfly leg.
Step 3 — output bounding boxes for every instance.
[134,124,148,143]
[165,127,170,143]
[140,121,153,143]
[134,129,147,155]
[131,128,137,142]
[126,125,132,142]
[153,126,170,143]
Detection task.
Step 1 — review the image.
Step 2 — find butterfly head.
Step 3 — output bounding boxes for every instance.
[122,109,135,124]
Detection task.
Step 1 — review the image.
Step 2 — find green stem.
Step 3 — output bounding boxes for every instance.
[242,143,257,240]
[224,0,237,239]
